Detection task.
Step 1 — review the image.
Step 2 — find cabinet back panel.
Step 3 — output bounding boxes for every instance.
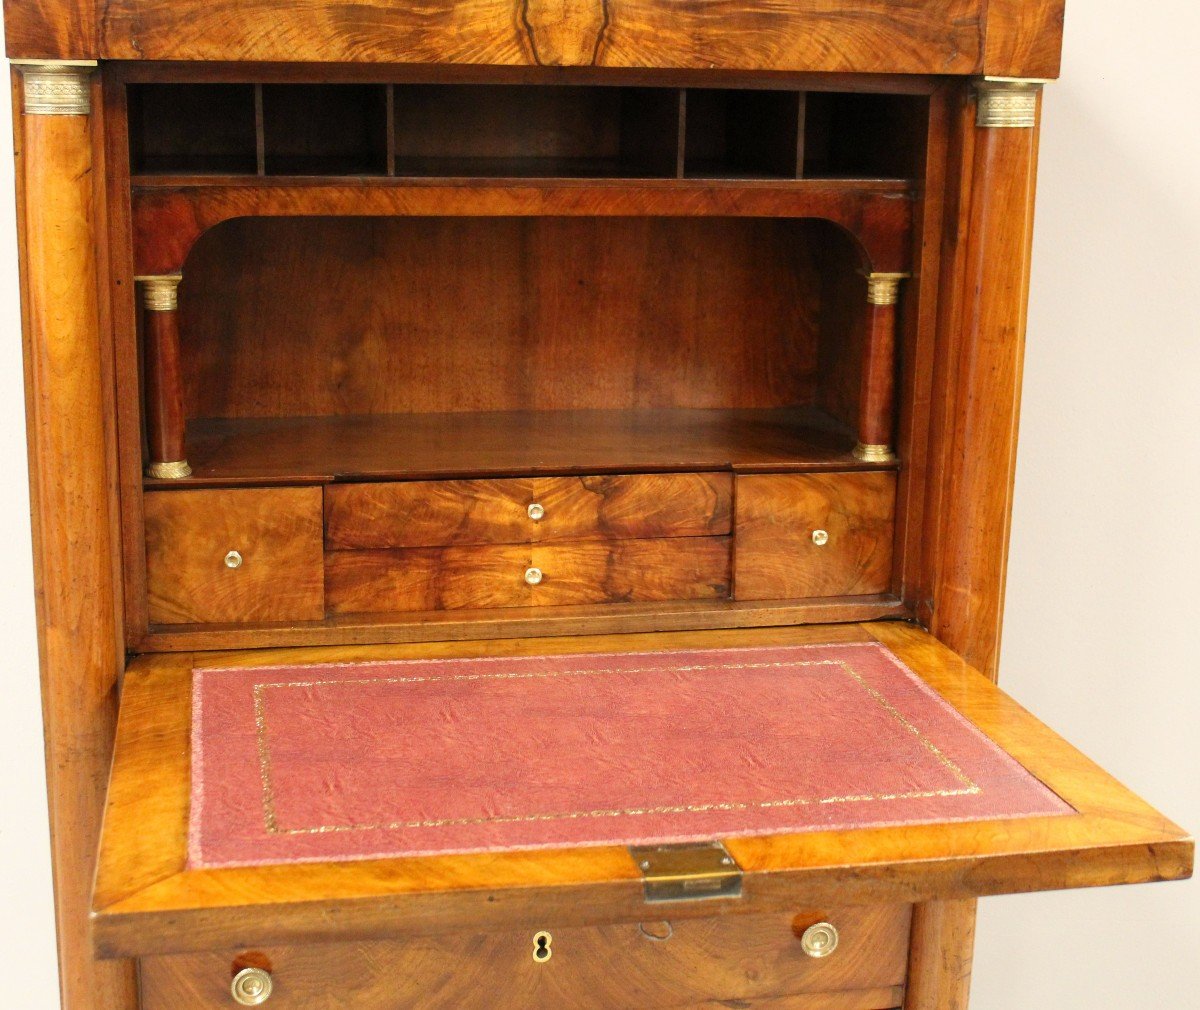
[178,217,822,418]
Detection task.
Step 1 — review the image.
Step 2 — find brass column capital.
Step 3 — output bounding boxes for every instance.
[863,272,908,307]
[135,274,184,312]
[974,77,1048,129]
[13,60,98,117]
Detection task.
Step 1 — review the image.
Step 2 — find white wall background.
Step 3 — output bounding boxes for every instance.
[0,4,1195,1007]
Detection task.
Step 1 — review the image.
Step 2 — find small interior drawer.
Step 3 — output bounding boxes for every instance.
[325,536,732,613]
[144,487,324,624]
[324,473,733,550]
[138,907,910,1009]
[733,472,895,600]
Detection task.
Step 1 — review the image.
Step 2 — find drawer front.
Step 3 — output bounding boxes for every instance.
[145,487,325,624]
[324,473,733,549]
[326,536,732,613]
[139,905,910,1010]
[733,473,895,600]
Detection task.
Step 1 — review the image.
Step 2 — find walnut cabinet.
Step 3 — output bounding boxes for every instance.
[4,2,1191,1010]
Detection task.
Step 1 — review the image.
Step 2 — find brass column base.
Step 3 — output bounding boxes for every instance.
[852,442,897,464]
[146,459,192,479]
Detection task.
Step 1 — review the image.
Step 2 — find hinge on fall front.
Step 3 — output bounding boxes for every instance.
[628,841,743,903]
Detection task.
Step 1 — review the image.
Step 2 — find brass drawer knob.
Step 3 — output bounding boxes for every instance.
[224,550,243,569]
[811,530,829,547]
[527,502,545,521]
[231,966,273,1005]
[524,567,543,586]
[800,922,839,958]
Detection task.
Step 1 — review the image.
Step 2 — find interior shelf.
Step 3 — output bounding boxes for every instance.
[144,407,889,487]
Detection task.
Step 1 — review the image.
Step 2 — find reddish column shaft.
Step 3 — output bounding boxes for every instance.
[143,307,187,465]
[858,299,898,450]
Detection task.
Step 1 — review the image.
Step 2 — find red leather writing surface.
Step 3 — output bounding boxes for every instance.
[189,642,1071,868]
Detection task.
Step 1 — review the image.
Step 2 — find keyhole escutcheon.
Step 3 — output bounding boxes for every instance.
[532,930,553,963]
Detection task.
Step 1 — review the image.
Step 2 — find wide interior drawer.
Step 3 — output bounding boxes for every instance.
[325,535,732,613]
[139,907,910,1010]
[92,621,1191,960]
[325,473,733,549]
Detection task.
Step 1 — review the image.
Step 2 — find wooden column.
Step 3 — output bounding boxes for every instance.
[913,76,1043,1010]
[12,62,139,1010]
[136,274,190,478]
[853,272,908,463]
[927,77,1044,680]
[904,900,978,1010]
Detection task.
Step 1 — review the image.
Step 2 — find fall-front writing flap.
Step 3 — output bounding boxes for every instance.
[91,621,1191,958]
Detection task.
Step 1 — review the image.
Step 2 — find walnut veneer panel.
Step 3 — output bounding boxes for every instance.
[734,473,896,600]
[94,0,983,73]
[138,906,910,1009]
[325,473,732,549]
[325,536,732,613]
[145,488,325,624]
[178,217,821,419]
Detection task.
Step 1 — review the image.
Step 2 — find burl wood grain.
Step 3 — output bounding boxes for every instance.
[734,473,895,600]
[92,622,1192,958]
[95,0,984,73]
[325,536,732,613]
[138,906,910,1009]
[325,473,732,549]
[145,488,325,624]
[12,69,140,1010]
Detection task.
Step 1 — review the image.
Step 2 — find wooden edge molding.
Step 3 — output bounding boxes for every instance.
[129,181,915,276]
[134,596,912,653]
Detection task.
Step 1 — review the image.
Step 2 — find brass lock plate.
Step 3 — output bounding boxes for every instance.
[629,841,743,903]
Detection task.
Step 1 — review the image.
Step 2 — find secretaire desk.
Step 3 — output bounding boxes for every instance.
[4,1,1191,1008]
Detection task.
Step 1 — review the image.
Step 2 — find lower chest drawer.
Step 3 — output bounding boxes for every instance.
[325,536,732,613]
[139,906,910,1010]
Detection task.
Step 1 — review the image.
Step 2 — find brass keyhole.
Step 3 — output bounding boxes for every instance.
[532,931,553,963]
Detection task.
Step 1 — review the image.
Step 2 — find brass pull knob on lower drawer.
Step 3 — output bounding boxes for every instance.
[231,966,273,1004]
[799,921,839,958]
